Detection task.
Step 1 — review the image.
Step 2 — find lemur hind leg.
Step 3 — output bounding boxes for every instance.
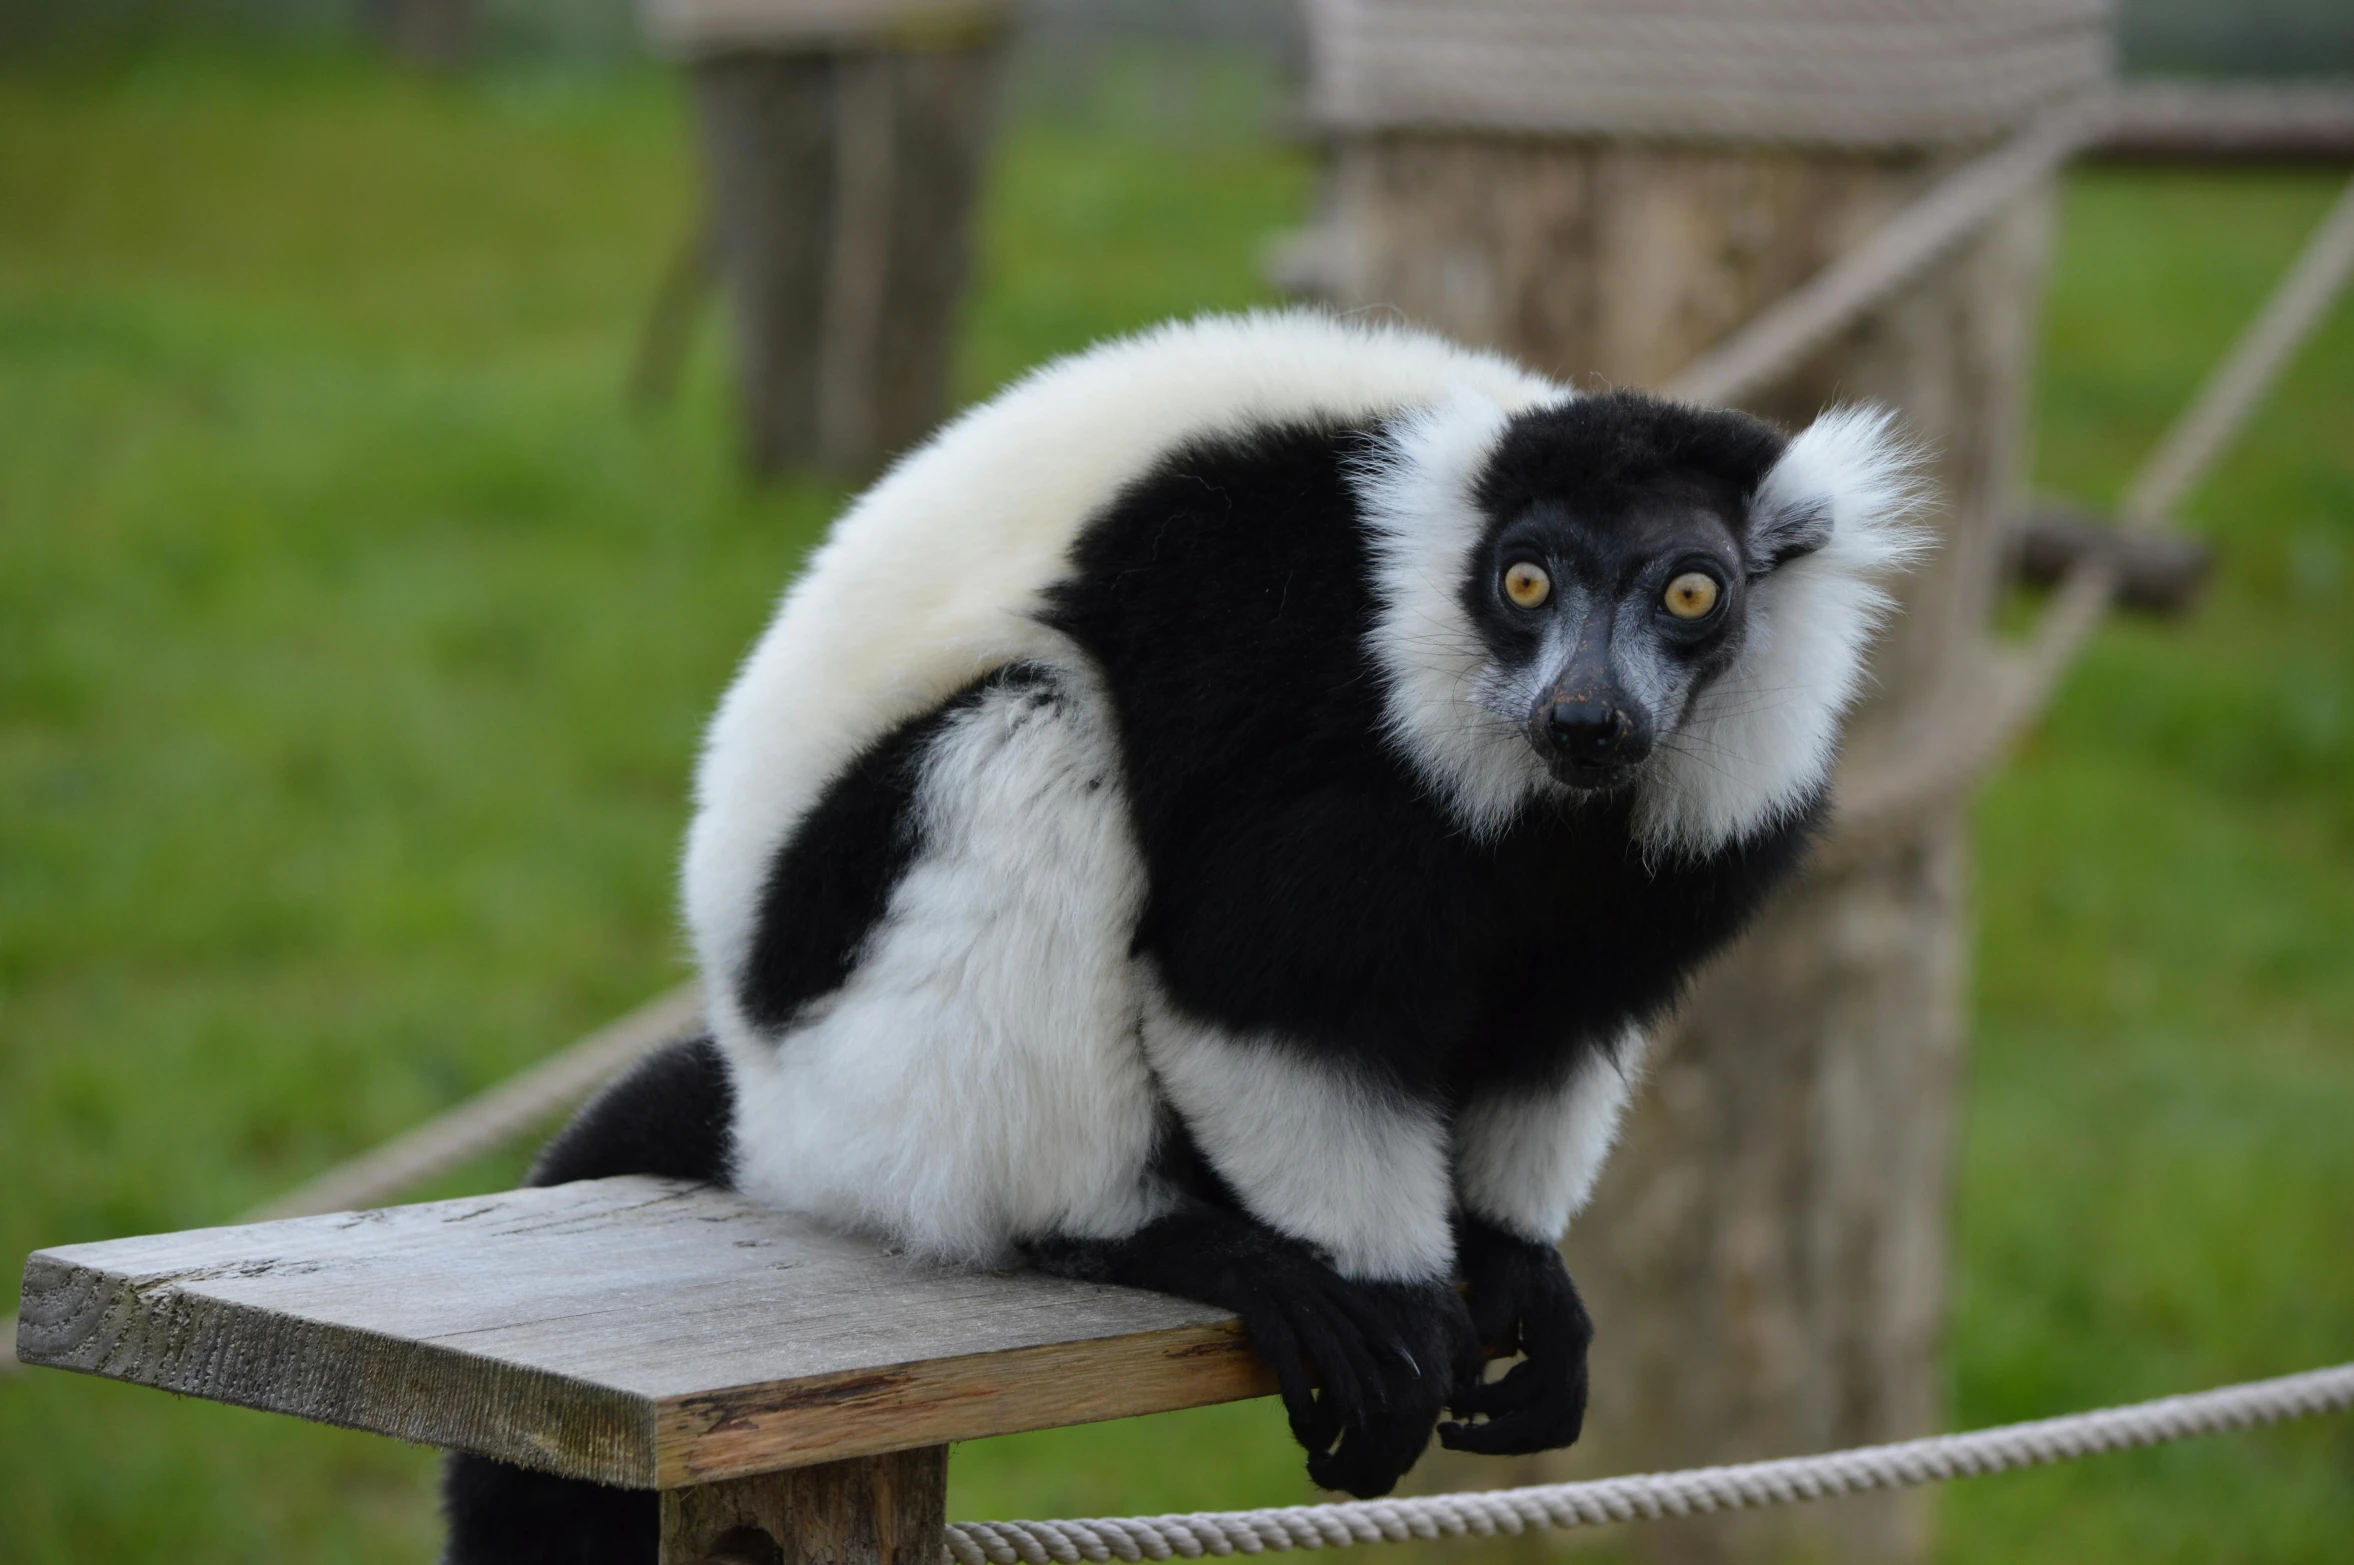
[439,1034,734,1565]
[1028,1208,1482,1499]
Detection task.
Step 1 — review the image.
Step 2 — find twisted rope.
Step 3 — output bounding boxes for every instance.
[944,1363,2354,1564]
[1304,0,2114,148]
[1662,96,2112,410]
[2,983,701,1374]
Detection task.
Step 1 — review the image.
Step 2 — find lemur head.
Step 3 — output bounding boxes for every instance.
[1359,386,1928,855]
[1464,392,1830,792]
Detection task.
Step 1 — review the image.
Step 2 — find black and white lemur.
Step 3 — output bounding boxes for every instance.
[441,312,1926,1563]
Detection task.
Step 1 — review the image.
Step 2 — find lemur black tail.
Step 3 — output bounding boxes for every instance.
[439,1033,734,1565]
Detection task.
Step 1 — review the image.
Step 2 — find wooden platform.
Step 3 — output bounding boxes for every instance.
[14,1176,1272,1489]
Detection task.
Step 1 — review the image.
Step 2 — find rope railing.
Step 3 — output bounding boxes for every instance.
[943,1362,2354,1563]
[2120,172,2354,528]
[1302,0,2114,150]
[1821,165,2354,863]
[239,982,705,1223]
[1662,95,2114,409]
[0,984,700,1372]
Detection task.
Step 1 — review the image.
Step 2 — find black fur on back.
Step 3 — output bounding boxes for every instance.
[736,697,938,1033]
[1043,419,1822,1102]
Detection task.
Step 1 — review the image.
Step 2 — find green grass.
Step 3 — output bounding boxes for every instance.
[1,54,2348,1564]
[1945,168,2354,1561]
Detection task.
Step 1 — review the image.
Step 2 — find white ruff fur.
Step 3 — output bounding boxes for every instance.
[1633,406,1934,855]
[1356,401,1931,852]
[1354,391,1557,840]
[726,666,1169,1264]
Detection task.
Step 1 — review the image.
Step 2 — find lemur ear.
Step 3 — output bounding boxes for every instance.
[1744,493,1833,577]
[1744,404,1931,582]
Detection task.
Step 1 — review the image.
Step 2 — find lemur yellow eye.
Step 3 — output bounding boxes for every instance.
[1503,561,1551,609]
[1663,572,1721,620]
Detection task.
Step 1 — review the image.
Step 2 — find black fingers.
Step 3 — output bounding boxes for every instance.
[1233,1289,1335,1451]
[1438,1216,1594,1458]
[1304,1278,1481,1497]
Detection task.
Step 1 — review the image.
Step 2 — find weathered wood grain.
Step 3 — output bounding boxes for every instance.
[660,1446,946,1565]
[14,1176,1273,1488]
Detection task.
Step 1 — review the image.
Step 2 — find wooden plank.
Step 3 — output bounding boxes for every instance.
[14,1176,1273,1488]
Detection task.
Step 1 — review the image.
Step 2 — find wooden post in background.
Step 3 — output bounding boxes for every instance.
[648,1,1011,478]
[1292,4,2106,1560]
[366,0,476,69]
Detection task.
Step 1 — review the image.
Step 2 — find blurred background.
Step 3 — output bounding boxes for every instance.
[1,1,2349,1561]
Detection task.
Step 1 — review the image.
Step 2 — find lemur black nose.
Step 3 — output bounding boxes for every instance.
[1544,701,1633,766]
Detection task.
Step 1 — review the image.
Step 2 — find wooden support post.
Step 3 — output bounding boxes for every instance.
[661,1447,947,1565]
[687,29,1003,479]
[365,0,476,70]
[1302,138,2054,1565]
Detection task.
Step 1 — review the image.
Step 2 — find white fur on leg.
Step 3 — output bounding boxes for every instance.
[1453,1030,1650,1244]
[725,664,1169,1266]
[1142,988,1457,1283]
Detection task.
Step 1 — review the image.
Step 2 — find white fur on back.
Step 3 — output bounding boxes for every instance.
[725,665,1168,1264]
[688,312,1561,1057]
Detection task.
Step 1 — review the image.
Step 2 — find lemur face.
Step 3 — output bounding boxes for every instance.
[1467,488,1750,789]
[1462,392,1821,794]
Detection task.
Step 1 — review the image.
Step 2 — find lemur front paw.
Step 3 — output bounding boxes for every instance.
[1024,1214,1479,1498]
[1300,1277,1485,1498]
[1437,1216,1592,1456]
